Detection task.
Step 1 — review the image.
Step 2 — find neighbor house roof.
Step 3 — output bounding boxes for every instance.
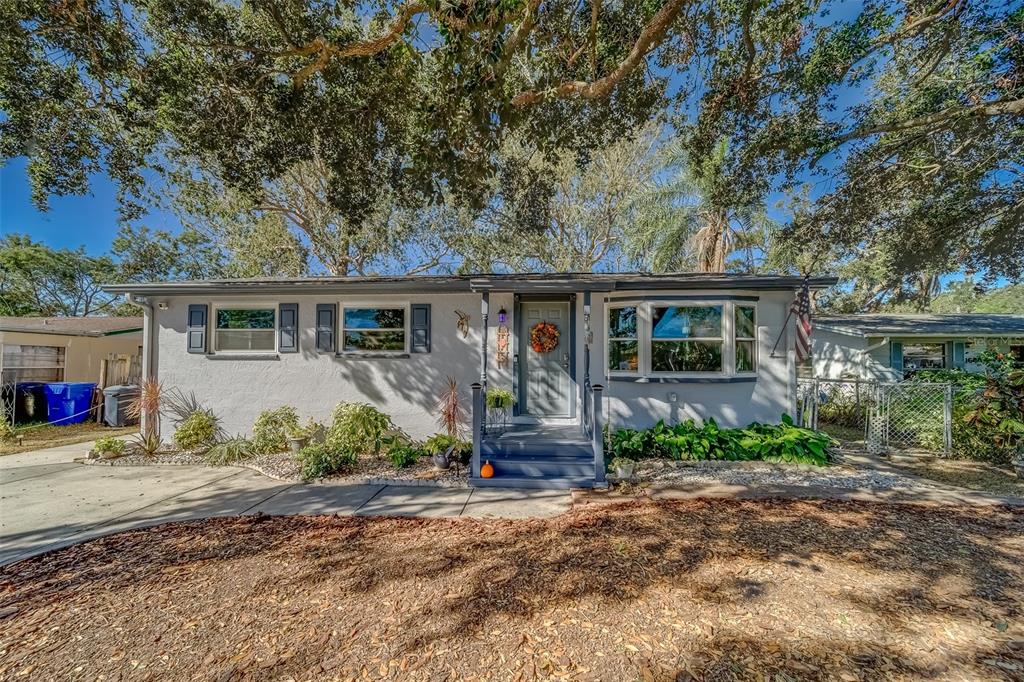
[0,316,143,337]
[103,272,838,296]
[816,314,1024,338]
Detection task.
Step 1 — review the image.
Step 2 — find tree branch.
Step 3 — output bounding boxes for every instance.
[289,2,427,86]
[829,96,1024,148]
[511,0,689,107]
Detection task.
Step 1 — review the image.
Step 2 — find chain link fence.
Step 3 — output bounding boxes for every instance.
[798,377,953,455]
[866,382,953,455]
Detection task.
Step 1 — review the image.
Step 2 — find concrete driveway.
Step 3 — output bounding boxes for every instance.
[0,442,570,565]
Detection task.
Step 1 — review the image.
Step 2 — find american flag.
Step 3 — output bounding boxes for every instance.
[792,278,813,362]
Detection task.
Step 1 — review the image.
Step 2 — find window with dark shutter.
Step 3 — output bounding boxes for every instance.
[279,303,298,353]
[187,304,208,354]
[411,304,431,353]
[316,303,336,353]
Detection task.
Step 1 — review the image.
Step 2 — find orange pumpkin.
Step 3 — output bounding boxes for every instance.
[480,461,495,478]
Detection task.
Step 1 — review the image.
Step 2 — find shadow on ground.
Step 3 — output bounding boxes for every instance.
[1,498,1022,680]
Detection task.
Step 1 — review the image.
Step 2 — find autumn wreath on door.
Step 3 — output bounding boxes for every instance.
[530,321,560,353]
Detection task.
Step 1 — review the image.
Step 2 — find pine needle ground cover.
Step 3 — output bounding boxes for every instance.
[1,500,1022,680]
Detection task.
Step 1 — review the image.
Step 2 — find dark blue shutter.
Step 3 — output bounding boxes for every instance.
[890,341,903,373]
[316,304,336,353]
[952,341,966,369]
[279,303,298,353]
[187,304,208,354]
[411,304,431,353]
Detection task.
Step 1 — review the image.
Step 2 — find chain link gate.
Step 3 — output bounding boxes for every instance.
[798,378,953,455]
[866,382,953,455]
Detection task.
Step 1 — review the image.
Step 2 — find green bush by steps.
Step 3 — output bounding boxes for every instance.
[607,414,834,467]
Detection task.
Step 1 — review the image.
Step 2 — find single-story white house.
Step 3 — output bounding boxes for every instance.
[0,316,143,385]
[812,314,1024,381]
[104,273,834,488]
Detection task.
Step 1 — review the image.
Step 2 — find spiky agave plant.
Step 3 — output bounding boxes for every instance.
[125,377,164,439]
[436,376,464,438]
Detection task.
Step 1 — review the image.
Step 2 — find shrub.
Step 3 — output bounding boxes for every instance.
[93,436,126,455]
[387,442,424,469]
[423,433,471,464]
[173,410,219,451]
[607,415,834,467]
[0,419,14,443]
[327,402,393,457]
[251,406,301,453]
[914,368,1024,465]
[299,442,356,481]
[205,437,254,465]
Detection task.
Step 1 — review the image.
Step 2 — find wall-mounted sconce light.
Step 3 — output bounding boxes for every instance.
[498,308,508,324]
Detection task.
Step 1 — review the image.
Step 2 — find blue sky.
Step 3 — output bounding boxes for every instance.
[1,157,181,253]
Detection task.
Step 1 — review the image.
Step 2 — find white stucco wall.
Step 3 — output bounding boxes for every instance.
[152,287,805,438]
[812,329,868,380]
[0,330,142,383]
[154,293,500,439]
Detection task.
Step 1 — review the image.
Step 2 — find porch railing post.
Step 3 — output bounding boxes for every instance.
[471,382,483,478]
[592,384,606,485]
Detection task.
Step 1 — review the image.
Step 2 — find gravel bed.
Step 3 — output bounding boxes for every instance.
[83,449,206,467]
[84,448,468,487]
[625,458,938,491]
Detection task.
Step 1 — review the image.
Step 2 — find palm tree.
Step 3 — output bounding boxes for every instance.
[627,138,773,273]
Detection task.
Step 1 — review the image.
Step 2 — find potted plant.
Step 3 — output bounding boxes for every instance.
[610,456,637,479]
[485,388,515,434]
[94,436,126,460]
[286,419,317,455]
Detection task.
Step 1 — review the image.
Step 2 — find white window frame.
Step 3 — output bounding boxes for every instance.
[734,304,758,374]
[649,303,726,375]
[212,303,278,355]
[339,302,411,355]
[606,304,641,375]
[605,300,759,379]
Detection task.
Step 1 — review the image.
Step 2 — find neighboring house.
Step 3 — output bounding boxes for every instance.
[812,314,1024,381]
[0,317,143,385]
[104,273,834,488]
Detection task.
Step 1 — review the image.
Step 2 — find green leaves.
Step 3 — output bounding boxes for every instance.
[607,416,835,466]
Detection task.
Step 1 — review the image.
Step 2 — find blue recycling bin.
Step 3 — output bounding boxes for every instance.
[43,382,97,425]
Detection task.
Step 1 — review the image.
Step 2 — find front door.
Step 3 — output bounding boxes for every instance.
[520,299,572,417]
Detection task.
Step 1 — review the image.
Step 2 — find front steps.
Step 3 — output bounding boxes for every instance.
[471,425,602,489]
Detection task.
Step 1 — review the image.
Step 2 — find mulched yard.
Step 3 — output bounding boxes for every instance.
[1,500,1022,681]
[891,458,1024,498]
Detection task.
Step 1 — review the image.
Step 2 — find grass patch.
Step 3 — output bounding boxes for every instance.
[0,422,137,456]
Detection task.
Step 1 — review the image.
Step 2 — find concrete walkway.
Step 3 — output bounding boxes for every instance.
[0,441,569,566]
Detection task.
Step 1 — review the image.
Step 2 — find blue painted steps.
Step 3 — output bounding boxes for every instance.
[474,425,601,489]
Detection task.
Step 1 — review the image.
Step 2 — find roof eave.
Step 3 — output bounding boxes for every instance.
[104,275,839,296]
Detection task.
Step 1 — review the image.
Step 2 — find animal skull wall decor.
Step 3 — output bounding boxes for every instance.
[455,310,471,338]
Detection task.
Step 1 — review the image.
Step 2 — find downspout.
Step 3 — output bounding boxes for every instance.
[126,293,156,435]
